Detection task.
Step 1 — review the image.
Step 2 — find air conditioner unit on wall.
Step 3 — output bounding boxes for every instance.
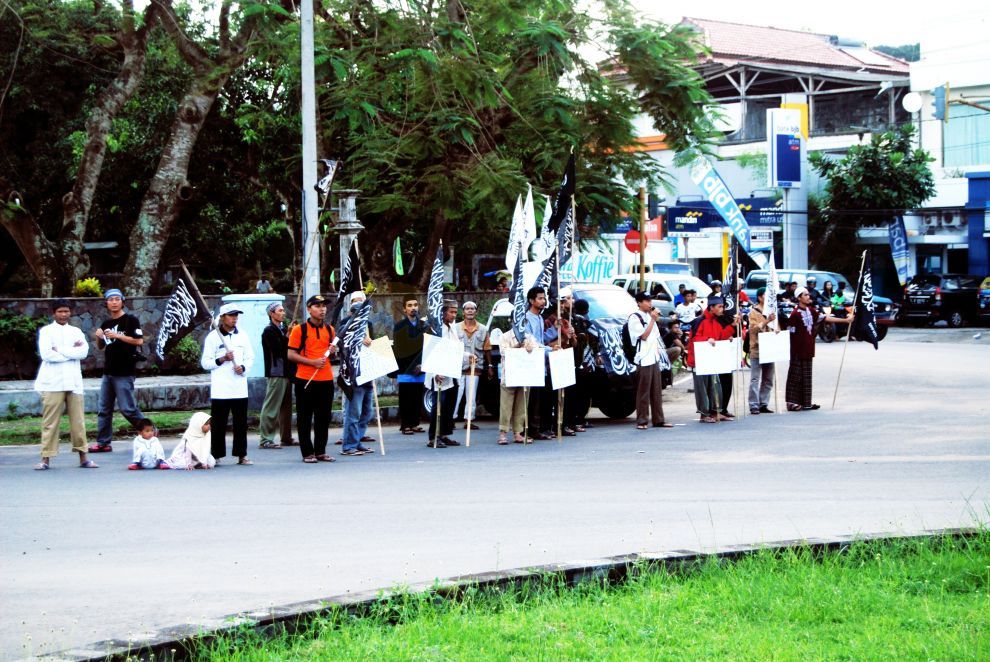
[923,216,940,229]
[942,214,962,229]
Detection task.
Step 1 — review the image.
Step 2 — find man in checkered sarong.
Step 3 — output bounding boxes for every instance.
[785,287,854,411]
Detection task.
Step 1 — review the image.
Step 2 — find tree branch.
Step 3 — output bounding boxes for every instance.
[150,0,211,70]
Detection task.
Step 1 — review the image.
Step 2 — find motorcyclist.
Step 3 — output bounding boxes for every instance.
[806,276,824,307]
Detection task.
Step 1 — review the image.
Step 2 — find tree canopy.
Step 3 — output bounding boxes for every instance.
[1,0,718,295]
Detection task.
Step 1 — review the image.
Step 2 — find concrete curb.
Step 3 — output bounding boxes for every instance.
[35,527,977,661]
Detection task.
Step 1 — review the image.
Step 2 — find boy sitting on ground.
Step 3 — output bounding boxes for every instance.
[128,418,169,470]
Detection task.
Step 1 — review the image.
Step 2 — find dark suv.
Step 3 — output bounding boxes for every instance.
[902,274,983,327]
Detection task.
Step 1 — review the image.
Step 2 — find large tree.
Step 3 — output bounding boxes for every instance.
[0,0,154,295]
[809,124,935,272]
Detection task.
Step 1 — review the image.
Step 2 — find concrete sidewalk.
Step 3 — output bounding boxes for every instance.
[2,329,987,658]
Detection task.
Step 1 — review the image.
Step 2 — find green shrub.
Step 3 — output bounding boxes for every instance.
[73,277,103,297]
[167,335,202,374]
[0,309,48,378]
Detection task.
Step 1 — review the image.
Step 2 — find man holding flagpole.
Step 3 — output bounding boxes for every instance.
[785,288,853,411]
[427,301,459,448]
[287,295,338,463]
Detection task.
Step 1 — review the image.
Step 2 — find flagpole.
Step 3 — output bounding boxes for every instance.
[831,250,866,410]
[555,243,563,443]
[372,384,385,455]
[180,260,230,355]
[465,360,475,447]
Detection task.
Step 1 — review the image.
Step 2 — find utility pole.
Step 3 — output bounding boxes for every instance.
[639,187,647,291]
[300,0,320,303]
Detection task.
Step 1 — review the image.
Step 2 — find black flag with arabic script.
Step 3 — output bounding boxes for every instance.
[336,298,372,400]
[154,276,211,366]
[546,154,576,235]
[426,244,445,336]
[331,241,362,325]
[719,238,738,325]
[854,250,880,350]
[508,242,528,343]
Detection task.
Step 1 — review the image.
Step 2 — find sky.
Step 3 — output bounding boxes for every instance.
[635,0,989,48]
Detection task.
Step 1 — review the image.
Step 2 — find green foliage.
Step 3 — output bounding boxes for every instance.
[810,125,935,227]
[0,309,47,377]
[166,335,202,374]
[873,43,921,62]
[192,532,989,660]
[73,277,102,297]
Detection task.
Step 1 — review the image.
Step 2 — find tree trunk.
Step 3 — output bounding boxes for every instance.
[122,80,227,295]
[121,0,258,295]
[61,12,150,287]
[0,188,59,297]
[416,209,451,291]
[0,5,151,296]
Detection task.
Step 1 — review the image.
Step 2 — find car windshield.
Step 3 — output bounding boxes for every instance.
[661,276,712,298]
[573,287,637,319]
[907,275,941,290]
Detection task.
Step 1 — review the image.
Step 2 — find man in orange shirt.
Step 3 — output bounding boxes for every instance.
[288,295,338,463]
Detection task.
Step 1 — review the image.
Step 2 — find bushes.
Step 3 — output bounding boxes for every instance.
[0,310,47,378]
[73,277,103,297]
[167,335,202,374]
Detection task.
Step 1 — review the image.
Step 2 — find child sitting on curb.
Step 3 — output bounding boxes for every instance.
[166,412,216,470]
[128,418,169,470]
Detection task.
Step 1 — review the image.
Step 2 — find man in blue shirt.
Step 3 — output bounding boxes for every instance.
[524,287,555,440]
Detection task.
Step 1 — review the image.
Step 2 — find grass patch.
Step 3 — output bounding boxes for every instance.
[0,396,399,446]
[193,532,990,660]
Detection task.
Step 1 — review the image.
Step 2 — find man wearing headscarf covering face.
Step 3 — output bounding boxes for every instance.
[339,291,375,456]
[259,302,295,449]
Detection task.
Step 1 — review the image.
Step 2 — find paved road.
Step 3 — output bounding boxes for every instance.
[2,328,988,658]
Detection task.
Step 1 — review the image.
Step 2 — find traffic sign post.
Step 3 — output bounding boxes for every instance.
[624,229,647,253]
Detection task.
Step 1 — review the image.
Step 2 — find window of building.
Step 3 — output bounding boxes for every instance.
[943,101,990,167]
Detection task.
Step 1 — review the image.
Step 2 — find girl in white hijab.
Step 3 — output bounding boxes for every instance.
[167,412,216,469]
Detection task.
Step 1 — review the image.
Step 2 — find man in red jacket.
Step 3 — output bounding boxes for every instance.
[785,287,853,411]
[686,297,737,423]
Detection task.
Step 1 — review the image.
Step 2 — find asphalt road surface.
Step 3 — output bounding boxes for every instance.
[2,327,987,658]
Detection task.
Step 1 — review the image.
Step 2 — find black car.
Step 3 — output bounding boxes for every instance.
[901,274,984,327]
[479,283,641,419]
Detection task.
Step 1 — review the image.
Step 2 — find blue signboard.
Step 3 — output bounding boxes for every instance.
[667,197,783,237]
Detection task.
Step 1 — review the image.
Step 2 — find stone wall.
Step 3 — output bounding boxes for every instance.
[0,291,504,379]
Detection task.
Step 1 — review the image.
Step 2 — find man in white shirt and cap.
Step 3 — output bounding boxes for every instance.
[628,292,673,430]
[34,299,97,469]
[200,302,255,465]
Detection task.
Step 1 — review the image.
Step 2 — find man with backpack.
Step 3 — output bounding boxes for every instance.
[626,293,673,430]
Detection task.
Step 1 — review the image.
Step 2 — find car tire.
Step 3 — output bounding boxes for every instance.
[947,310,965,328]
[595,395,636,419]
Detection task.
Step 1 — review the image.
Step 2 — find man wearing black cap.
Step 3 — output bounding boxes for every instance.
[201,302,255,464]
[628,292,673,430]
[89,288,146,453]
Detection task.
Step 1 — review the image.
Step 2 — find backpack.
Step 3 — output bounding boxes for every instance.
[621,313,646,363]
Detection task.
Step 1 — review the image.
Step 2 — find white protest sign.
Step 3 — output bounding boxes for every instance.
[694,338,740,375]
[503,347,546,387]
[422,333,464,379]
[357,336,399,385]
[549,348,576,390]
[757,331,791,364]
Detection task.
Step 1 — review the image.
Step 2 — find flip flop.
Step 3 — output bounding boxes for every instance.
[237,457,254,465]
[401,429,415,436]
[79,460,99,468]
[303,456,318,463]
[34,462,50,471]
[636,424,649,430]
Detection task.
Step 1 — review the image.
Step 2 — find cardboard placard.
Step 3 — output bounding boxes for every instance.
[357,336,399,385]
[503,346,546,387]
[694,338,741,375]
[422,333,464,379]
[549,348,576,390]
[757,331,791,364]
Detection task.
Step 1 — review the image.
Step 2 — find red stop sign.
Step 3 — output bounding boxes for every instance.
[624,229,647,253]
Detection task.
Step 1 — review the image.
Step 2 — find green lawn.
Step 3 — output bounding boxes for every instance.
[1,396,398,446]
[195,532,989,660]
